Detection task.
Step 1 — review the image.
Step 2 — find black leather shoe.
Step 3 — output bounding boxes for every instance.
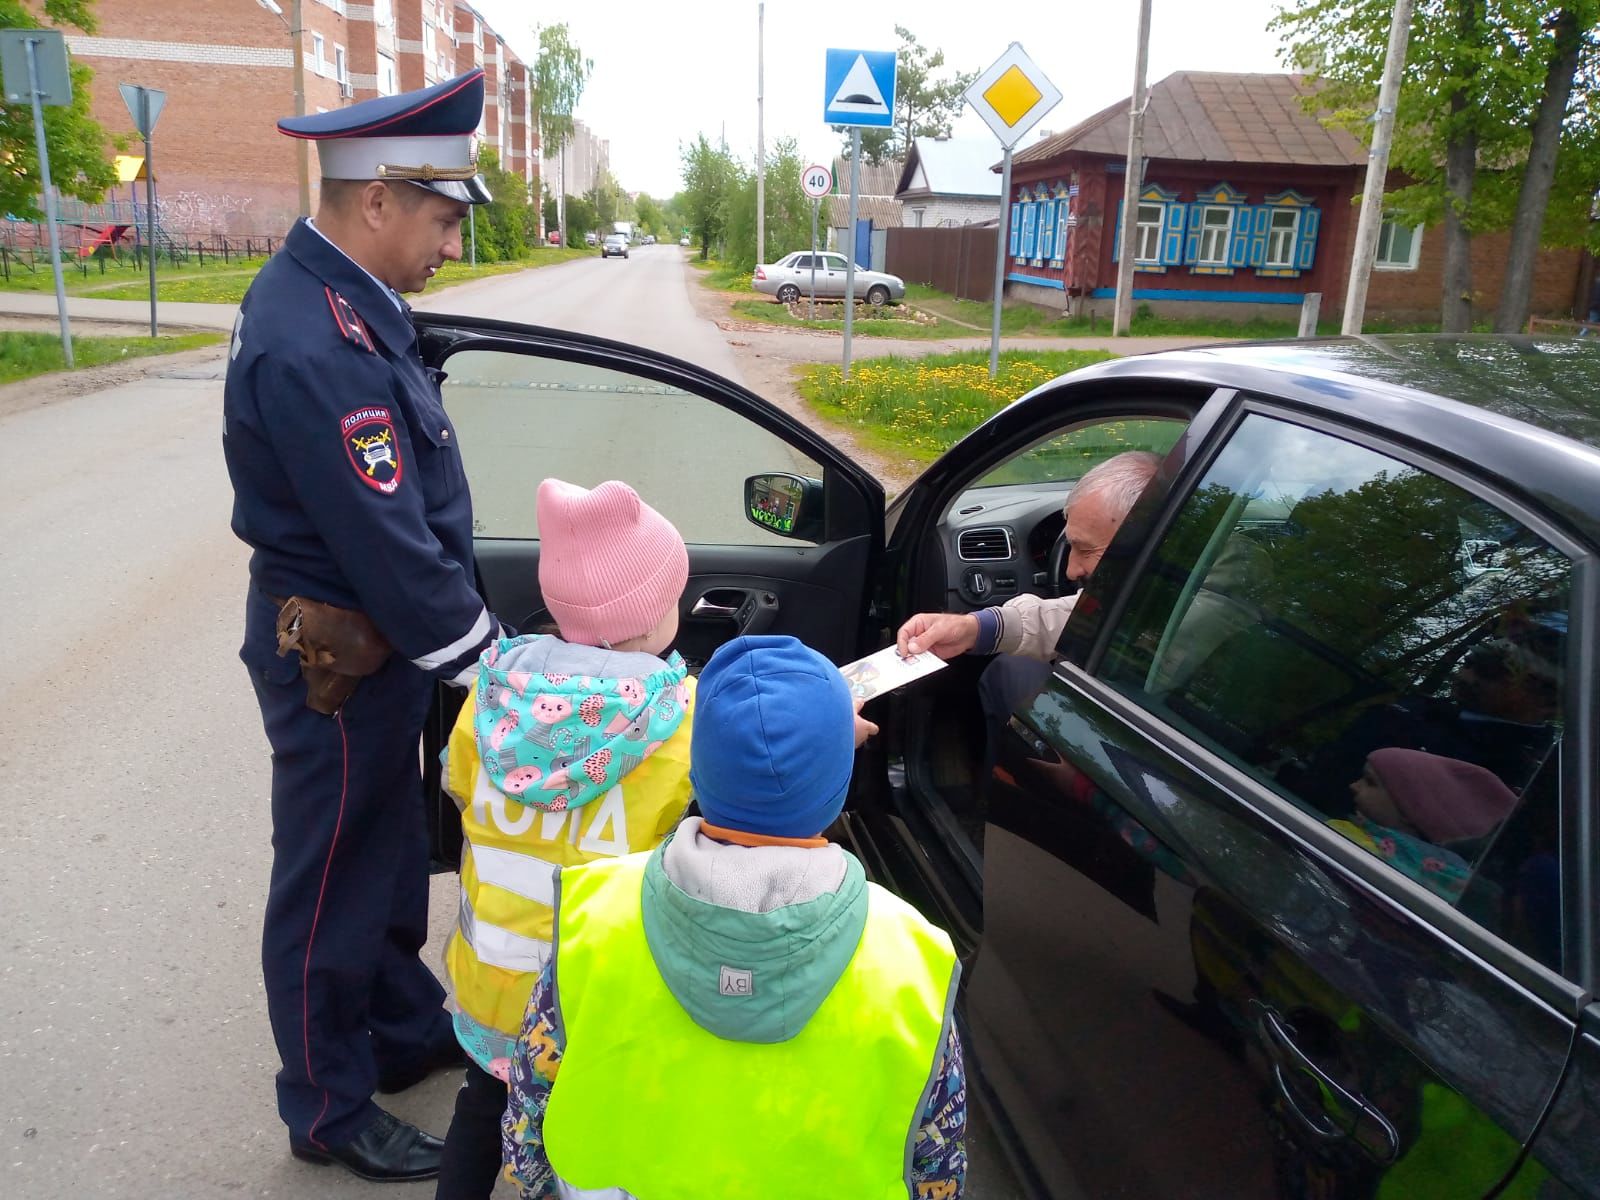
[290,1109,443,1182]
[376,1036,467,1094]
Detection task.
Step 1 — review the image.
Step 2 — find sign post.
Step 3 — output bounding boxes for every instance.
[800,162,832,321]
[119,83,166,337]
[823,48,896,380]
[964,43,1061,377]
[3,29,75,366]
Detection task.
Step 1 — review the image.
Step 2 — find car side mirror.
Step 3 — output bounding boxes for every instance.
[744,472,824,541]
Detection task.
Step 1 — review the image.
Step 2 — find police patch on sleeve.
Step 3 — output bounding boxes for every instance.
[342,407,403,493]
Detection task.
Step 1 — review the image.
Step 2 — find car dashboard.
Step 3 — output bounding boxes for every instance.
[936,481,1073,611]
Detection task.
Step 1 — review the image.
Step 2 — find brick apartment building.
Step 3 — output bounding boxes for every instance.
[60,0,539,234]
[540,117,609,202]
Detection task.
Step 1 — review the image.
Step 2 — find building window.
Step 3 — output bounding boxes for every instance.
[912,208,925,228]
[378,53,397,96]
[334,44,347,84]
[311,32,326,76]
[1376,219,1423,270]
[373,0,393,28]
[1135,202,1162,263]
[1196,206,1233,266]
[1264,207,1298,269]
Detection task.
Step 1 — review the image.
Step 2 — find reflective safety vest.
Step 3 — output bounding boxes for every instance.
[443,680,694,1050]
[544,853,958,1200]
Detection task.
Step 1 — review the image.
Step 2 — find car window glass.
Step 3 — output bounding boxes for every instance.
[441,350,823,545]
[974,418,1185,488]
[791,255,813,269]
[1100,413,1570,971]
[824,255,847,270]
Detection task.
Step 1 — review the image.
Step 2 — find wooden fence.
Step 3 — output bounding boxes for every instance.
[885,225,999,302]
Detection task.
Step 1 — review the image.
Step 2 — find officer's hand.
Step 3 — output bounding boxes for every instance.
[897,611,980,660]
[853,697,879,747]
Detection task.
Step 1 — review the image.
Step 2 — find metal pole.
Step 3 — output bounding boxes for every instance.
[292,0,310,217]
[989,148,1013,379]
[843,128,861,380]
[1342,0,1413,335]
[809,198,818,320]
[755,1,765,267]
[144,121,157,337]
[25,37,73,367]
[1112,0,1153,336]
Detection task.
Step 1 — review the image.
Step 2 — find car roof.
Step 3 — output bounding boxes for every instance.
[1061,335,1600,543]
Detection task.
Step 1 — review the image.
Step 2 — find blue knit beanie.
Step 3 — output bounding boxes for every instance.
[690,635,856,838]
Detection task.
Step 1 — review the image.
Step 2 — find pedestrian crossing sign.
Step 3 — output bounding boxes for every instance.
[823,48,897,128]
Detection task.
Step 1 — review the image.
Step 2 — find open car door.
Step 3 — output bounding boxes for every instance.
[413,314,884,867]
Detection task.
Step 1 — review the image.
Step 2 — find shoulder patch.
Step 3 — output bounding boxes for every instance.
[325,287,376,354]
[342,407,403,494]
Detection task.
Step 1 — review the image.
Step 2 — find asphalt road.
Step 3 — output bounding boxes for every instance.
[0,246,1023,1199]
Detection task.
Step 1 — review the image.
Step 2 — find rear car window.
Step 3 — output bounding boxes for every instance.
[1100,413,1570,971]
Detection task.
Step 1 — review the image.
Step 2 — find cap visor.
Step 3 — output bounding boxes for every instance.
[411,176,492,205]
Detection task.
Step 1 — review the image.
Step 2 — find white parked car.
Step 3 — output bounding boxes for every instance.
[752,251,905,306]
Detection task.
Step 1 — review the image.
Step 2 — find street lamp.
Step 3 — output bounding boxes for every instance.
[256,0,311,217]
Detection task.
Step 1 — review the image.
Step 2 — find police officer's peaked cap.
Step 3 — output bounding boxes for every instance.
[277,69,492,205]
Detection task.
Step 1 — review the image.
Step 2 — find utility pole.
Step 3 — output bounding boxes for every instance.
[1342,0,1413,334]
[1112,0,1152,336]
[756,1,765,266]
[257,0,310,215]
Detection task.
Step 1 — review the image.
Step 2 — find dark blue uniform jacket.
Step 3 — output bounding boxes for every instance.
[223,218,496,686]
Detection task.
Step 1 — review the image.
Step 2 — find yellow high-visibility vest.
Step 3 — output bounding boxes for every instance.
[544,852,957,1200]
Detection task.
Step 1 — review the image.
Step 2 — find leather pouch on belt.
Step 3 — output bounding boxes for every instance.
[274,596,393,715]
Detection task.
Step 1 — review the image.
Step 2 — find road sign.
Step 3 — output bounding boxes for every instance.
[118,83,167,137]
[800,163,833,200]
[1,28,71,106]
[823,48,896,128]
[964,42,1061,149]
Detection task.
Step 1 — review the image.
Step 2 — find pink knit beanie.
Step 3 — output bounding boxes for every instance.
[536,479,688,648]
[1367,748,1519,844]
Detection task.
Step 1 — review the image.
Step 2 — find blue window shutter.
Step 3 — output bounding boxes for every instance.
[1111,199,1123,263]
[1039,200,1055,260]
[1160,203,1186,264]
[1009,203,1021,256]
[1183,202,1205,263]
[1295,207,1321,270]
[1228,208,1252,267]
[1249,206,1271,267]
[1056,203,1070,260]
[1022,203,1039,258]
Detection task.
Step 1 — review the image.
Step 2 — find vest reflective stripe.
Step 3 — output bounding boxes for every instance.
[457,890,551,974]
[445,676,695,1047]
[544,854,957,1200]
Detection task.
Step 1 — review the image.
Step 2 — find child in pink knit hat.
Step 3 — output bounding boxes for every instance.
[1331,748,1519,904]
[436,479,693,1197]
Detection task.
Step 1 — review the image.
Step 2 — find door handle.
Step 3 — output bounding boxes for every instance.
[691,595,743,619]
[1254,1004,1400,1164]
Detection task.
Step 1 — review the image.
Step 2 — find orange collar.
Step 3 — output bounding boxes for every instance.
[699,820,829,849]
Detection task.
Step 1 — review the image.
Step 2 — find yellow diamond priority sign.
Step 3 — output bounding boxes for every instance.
[965,43,1061,150]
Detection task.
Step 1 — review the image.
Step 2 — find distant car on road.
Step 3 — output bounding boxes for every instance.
[584,231,599,247]
[753,251,904,306]
[602,233,630,259]
[679,236,691,247]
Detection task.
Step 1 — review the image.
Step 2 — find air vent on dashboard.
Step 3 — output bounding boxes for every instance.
[958,526,1013,562]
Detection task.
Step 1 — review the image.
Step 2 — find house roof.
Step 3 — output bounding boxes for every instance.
[896,137,1004,199]
[830,156,904,198]
[824,194,904,228]
[1013,72,1367,169]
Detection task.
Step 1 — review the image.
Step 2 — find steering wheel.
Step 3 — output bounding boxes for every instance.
[1045,530,1076,599]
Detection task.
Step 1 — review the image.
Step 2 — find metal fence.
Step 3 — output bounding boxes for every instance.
[0,227,282,283]
[885,225,999,303]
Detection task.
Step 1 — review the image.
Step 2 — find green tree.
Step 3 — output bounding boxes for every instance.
[833,26,977,166]
[541,186,559,242]
[533,23,592,239]
[0,0,117,221]
[562,193,597,246]
[1274,0,1600,331]
[468,146,534,263]
[724,138,815,271]
[679,134,742,259]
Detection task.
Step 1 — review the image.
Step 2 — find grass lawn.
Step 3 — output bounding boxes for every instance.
[903,283,1457,339]
[729,297,965,339]
[798,348,1118,462]
[686,257,756,293]
[0,246,596,305]
[0,330,226,385]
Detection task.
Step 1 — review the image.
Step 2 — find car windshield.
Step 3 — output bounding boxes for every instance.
[974,418,1185,486]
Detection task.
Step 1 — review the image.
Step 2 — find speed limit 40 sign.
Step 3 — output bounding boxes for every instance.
[800,163,833,199]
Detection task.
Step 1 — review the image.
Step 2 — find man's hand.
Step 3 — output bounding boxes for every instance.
[896,611,981,660]
[853,697,879,747]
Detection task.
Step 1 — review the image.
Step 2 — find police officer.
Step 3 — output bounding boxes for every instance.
[223,70,501,1182]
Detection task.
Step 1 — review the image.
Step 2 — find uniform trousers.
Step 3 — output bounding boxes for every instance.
[249,628,451,1148]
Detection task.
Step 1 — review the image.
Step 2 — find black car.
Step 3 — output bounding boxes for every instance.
[416,326,1600,1199]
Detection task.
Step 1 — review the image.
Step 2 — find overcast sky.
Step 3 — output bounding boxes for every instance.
[467,0,1294,198]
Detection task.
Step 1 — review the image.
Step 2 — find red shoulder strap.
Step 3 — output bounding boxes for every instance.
[324,286,376,354]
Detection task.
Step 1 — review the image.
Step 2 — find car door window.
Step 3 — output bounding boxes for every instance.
[822,255,847,271]
[1099,412,1570,968]
[790,255,813,270]
[441,350,823,546]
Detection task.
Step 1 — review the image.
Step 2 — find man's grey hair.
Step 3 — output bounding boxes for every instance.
[1066,450,1163,522]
